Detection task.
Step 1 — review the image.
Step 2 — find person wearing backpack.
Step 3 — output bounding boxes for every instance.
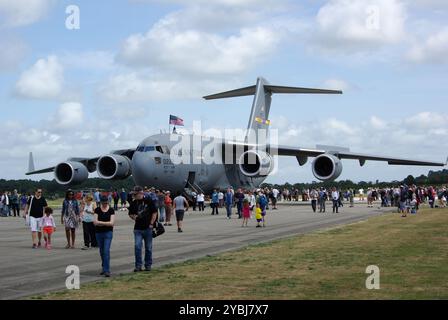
[318,188,327,213]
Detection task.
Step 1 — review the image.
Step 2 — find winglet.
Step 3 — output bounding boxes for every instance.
[445,156,448,166]
[28,152,35,173]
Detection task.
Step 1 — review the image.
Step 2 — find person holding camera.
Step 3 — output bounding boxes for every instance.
[128,186,158,272]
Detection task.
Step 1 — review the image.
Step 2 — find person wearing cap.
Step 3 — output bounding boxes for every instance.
[94,195,115,277]
[128,186,158,272]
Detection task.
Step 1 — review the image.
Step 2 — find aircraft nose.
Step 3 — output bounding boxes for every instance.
[131,152,154,185]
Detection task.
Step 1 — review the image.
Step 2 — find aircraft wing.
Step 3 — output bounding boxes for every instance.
[26,166,56,175]
[25,149,136,176]
[223,141,446,167]
[275,145,447,167]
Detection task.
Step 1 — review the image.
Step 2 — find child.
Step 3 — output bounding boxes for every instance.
[242,199,250,227]
[255,203,262,228]
[42,207,56,249]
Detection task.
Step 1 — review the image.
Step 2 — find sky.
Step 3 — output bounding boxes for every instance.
[0,0,447,184]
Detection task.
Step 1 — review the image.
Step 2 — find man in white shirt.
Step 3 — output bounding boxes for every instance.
[358,188,364,201]
[173,194,189,232]
[310,189,318,213]
[331,187,340,213]
[196,192,205,211]
[218,191,224,208]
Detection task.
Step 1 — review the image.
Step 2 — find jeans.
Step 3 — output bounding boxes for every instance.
[1,205,10,216]
[211,203,219,215]
[198,201,204,211]
[134,228,153,269]
[311,200,317,212]
[319,199,326,212]
[83,221,97,247]
[96,231,113,273]
[159,207,166,222]
[332,200,339,213]
[237,202,243,218]
[226,203,232,218]
[11,203,20,216]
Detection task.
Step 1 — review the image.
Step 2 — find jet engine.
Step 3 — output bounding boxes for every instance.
[312,154,343,181]
[97,154,132,179]
[238,150,273,177]
[54,161,89,185]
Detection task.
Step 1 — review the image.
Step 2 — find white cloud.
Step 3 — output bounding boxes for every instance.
[51,102,84,130]
[118,25,277,76]
[322,79,351,91]
[15,55,64,100]
[323,118,357,136]
[407,27,448,64]
[313,0,406,53]
[98,72,236,103]
[0,0,54,28]
[404,112,448,129]
[104,3,281,103]
[370,116,387,130]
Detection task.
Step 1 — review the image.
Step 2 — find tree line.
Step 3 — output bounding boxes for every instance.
[1,169,447,196]
[261,169,448,191]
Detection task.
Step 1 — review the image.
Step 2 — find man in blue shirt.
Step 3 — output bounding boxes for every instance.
[224,188,234,219]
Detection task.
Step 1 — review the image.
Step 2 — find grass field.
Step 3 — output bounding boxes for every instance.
[39,207,448,300]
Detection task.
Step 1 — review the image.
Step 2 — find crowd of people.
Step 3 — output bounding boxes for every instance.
[1,183,447,277]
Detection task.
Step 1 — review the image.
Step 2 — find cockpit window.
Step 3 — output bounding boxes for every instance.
[162,145,170,154]
[137,145,169,153]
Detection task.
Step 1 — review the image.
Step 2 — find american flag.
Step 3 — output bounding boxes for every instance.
[169,115,184,126]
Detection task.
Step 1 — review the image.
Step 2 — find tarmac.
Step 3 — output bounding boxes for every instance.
[0,201,387,300]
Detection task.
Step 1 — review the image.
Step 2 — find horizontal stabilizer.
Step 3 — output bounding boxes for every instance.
[203,85,256,100]
[203,82,342,100]
[264,85,342,95]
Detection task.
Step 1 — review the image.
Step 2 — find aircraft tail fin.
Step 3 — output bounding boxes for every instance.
[203,77,343,143]
[28,152,35,173]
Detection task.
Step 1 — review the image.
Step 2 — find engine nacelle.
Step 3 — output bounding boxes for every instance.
[238,150,273,177]
[97,154,132,179]
[54,161,89,185]
[312,154,343,181]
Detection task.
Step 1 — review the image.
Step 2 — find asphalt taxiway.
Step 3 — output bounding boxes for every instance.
[0,202,386,299]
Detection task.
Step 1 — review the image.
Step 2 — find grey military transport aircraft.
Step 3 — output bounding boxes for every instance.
[26,77,446,194]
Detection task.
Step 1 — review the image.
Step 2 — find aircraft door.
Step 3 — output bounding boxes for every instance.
[185,171,196,188]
